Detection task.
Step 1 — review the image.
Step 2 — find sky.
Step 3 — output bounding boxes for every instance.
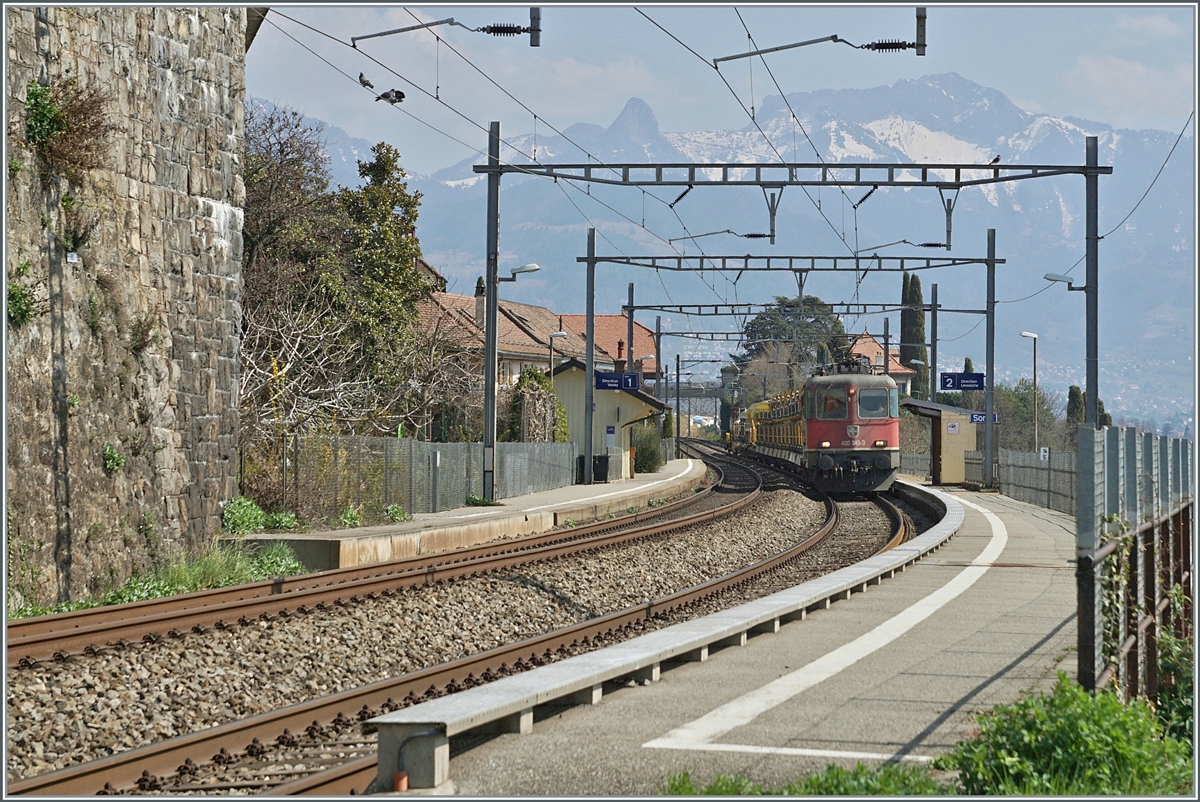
[246,3,1198,177]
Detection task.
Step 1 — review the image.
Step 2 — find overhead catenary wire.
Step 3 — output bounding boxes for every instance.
[636,8,857,256]
[998,110,1195,305]
[266,8,725,294]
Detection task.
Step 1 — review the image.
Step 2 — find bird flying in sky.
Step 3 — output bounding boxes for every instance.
[359,73,374,89]
[375,89,405,104]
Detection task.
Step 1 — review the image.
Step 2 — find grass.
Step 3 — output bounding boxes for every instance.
[8,541,305,619]
[663,671,1194,796]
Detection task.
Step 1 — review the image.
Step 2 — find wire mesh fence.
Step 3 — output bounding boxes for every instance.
[998,447,1077,515]
[282,436,577,524]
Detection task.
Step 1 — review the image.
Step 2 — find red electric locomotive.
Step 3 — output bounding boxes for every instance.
[745,358,900,493]
[801,363,900,493]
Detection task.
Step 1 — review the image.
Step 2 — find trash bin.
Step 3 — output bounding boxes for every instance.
[592,454,609,483]
[575,454,610,483]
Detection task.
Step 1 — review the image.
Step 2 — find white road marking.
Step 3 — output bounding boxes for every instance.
[654,742,933,763]
[643,494,1007,755]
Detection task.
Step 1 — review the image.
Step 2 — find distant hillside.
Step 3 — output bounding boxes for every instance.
[302,75,1195,428]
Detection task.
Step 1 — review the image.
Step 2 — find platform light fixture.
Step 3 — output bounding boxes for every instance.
[1044,272,1084,291]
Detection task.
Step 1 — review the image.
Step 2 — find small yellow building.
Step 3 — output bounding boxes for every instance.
[551,358,668,480]
[900,398,979,485]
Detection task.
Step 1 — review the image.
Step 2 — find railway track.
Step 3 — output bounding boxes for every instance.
[8,447,921,796]
[7,463,748,667]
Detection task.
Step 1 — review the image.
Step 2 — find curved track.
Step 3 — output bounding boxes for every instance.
[9,445,924,796]
[8,466,752,667]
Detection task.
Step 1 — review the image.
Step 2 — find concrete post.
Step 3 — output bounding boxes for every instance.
[1076,424,1105,690]
[584,228,596,484]
[985,229,996,488]
[482,122,501,500]
[1085,136,1099,428]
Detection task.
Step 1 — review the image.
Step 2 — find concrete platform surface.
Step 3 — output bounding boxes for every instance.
[237,459,708,571]
[443,489,1077,795]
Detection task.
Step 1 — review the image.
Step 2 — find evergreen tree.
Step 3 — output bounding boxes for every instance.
[899,272,913,367]
[909,274,928,399]
[1066,386,1085,426]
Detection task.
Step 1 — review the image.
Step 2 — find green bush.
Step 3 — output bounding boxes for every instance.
[466,495,501,507]
[7,282,35,327]
[934,671,1193,795]
[101,441,126,474]
[631,422,664,473]
[663,772,764,795]
[337,505,362,528]
[1156,585,1194,742]
[25,81,66,147]
[262,511,298,531]
[384,503,411,522]
[221,496,265,534]
[782,762,946,795]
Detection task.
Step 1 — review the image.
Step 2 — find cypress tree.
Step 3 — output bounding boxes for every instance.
[899,272,913,366]
[910,274,928,398]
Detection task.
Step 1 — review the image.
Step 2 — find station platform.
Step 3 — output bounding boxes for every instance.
[439,485,1078,795]
[237,458,709,571]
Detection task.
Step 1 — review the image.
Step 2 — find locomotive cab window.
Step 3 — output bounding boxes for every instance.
[857,388,890,419]
[889,388,899,418]
[816,388,848,419]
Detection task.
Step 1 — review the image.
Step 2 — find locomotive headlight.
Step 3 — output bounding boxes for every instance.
[874,439,888,447]
[820,441,831,448]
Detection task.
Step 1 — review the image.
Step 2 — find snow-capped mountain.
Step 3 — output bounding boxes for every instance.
[317,74,1194,425]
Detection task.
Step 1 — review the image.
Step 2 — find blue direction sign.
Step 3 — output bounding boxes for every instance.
[596,372,641,390]
[970,412,999,423]
[940,372,986,390]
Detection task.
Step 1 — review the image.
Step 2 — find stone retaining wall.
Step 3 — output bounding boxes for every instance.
[5,7,247,606]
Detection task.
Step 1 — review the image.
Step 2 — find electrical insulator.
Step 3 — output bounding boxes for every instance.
[918,242,945,248]
[484,23,525,36]
[867,39,911,52]
[743,233,770,239]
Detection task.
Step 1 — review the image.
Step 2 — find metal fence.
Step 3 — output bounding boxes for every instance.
[283,436,577,523]
[997,447,1077,515]
[963,450,1000,487]
[1076,426,1193,697]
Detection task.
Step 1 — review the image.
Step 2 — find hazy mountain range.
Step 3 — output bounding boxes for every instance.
[255,73,1195,430]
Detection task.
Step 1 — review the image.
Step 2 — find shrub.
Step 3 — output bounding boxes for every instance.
[262,511,298,531]
[466,495,501,507]
[23,78,116,182]
[1156,585,1194,742]
[7,283,35,327]
[783,762,947,795]
[631,422,664,473]
[8,542,306,619]
[338,505,362,528]
[222,496,265,534]
[934,671,1193,795]
[101,441,126,474]
[384,503,411,522]
[663,773,764,795]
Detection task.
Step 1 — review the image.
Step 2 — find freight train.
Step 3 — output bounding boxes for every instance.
[730,358,900,493]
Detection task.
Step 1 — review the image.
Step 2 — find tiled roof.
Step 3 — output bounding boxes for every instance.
[559,315,657,375]
[849,332,916,376]
[414,291,613,366]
